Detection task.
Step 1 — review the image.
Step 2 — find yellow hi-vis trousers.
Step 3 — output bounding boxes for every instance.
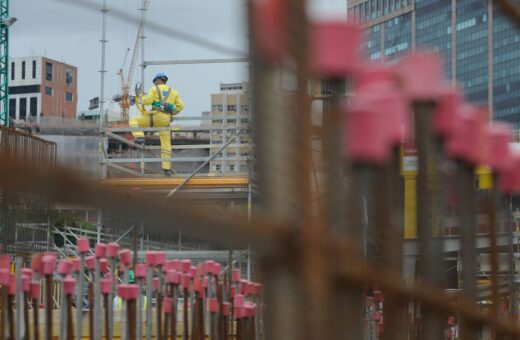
[129,112,172,170]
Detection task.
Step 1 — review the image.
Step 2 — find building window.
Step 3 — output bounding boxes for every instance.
[240,104,249,112]
[45,62,53,81]
[21,61,25,80]
[45,86,53,96]
[32,60,36,79]
[30,97,37,117]
[8,98,15,118]
[215,164,221,172]
[212,104,223,112]
[66,92,73,101]
[227,105,236,111]
[10,62,14,80]
[19,98,27,120]
[228,165,235,172]
[66,69,73,87]
[240,118,249,124]
[227,118,236,124]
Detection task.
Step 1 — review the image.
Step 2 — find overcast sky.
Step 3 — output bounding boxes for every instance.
[11,0,347,118]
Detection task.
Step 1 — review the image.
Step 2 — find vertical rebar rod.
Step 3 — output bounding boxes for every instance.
[137,279,143,340]
[146,267,152,340]
[44,275,52,340]
[94,259,102,340]
[76,253,84,340]
[14,257,21,340]
[414,102,446,340]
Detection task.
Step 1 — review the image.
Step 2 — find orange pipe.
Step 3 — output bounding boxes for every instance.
[101,177,249,189]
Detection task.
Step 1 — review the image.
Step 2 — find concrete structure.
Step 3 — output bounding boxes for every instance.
[210,82,251,174]
[9,57,77,122]
[348,0,520,127]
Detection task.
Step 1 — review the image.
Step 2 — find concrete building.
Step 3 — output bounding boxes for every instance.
[210,82,251,174]
[9,57,78,122]
[348,0,520,127]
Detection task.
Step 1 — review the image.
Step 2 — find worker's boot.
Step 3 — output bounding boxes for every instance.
[163,169,173,177]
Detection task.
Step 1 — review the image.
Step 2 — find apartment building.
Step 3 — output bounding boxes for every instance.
[9,57,78,122]
[210,82,251,174]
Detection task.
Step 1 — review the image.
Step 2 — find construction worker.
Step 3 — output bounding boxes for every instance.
[131,72,184,176]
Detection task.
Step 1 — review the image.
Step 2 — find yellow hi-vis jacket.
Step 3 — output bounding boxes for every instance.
[140,84,184,115]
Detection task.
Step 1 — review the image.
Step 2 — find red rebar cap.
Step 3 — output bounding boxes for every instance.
[498,153,520,194]
[30,254,42,273]
[180,259,192,273]
[166,270,180,285]
[244,301,256,317]
[222,302,231,317]
[119,249,132,266]
[94,243,107,258]
[433,87,462,138]
[21,268,32,280]
[101,278,112,295]
[252,0,288,62]
[118,284,139,300]
[234,294,245,307]
[202,276,209,289]
[192,277,202,293]
[485,122,512,173]
[57,259,72,276]
[181,273,191,289]
[145,251,159,266]
[445,106,486,165]
[85,256,95,271]
[212,263,221,277]
[397,52,445,101]
[235,305,247,319]
[190,266,198,278]
[162,297,173,314]
[240,280,250,295]
[253,283,263,296]
[99,258,109,273]
[0,273,9,289]
[311,21,362,77]
[30,282,40,300]
[8,276,16,295]
[0,255,10,270]
[447,316,456,325]
[155,252,166,266]
[346,93,390,164]
[41,254,57,275]
[106,242,120,258]
[63,275,76,295]
[231,287,236,298]
[207,298,219,313]
[203,260,216,274]
[232,268,241,282]
[152,277,159,291]
[77,238,90,254]
[135,264,147,279]
[356,63,397,92]
[22,274,30,292]
[196,263,204,277]
[71,258,80,273]
[374,311,382,321]
[163,260,176,272]
[171,259,181,271]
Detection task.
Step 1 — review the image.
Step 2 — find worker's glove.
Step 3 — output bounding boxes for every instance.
[135,82,144,97]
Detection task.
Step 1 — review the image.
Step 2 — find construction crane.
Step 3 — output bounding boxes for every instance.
[117,0,150,123]
[0,0,15,127]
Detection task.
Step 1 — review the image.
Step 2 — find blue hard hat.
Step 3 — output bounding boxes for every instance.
[153,72,168,83]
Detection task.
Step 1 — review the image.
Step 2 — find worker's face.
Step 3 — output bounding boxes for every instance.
[154,79,164,85]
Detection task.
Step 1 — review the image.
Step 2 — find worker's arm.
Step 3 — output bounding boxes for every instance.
[139,86,156,106]
[173,92,184,114]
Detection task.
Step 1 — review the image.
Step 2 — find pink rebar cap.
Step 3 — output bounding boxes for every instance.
[94,243,107,258]
[119,249,132,266]
[77,238,90,254]
[135,264,147,279]
[57,259,72,276]
[63,275,76,295]
[41,254,57,275]
[118,284,139,301]
[30,255,42,273]
[252,0,288,62]
[207,298,219,313]
[166,270,180,285]
[311,21,362,77]
[101,278,112,295]
[106,242,120,258]
[398,52,445,101]
[163,297,173,314]
[85,256,95,271]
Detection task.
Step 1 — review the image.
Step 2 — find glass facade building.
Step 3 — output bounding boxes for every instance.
[348,0,520,127]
